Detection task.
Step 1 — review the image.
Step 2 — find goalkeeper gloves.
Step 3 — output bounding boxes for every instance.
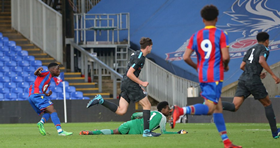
[177,130,188,134]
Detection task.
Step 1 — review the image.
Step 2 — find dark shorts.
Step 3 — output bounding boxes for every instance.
[235,80,268,100]
[120,80,146,104]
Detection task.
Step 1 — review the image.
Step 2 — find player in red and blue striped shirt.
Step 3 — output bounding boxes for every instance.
[28,63,72,136]
[171,5,241,148]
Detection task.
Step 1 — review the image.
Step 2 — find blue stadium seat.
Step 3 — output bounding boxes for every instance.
[23,56,35,62]
[8,41,16,48]
[5,61,17,67]
[30,60,42,67]
[42,66,48,71]
[11,76,24,83]
[17,50,28,57]
[0,51,3,56]
[0,46,9,52]
[23,88,29,93]
[17,71,30,77]
[2,37,9,46]
[17,82,30,88]
[66,86,76,93]
[11,56,23,62]
[52,87,63,93]
[10,67,23,73]
[0,88,9,93]
[0,61,3,67]
[5,82,17,89]
[23,66,35,72]
[0,41,3,47]
[0,76,10,83]
[0,72,3,77]
[18,93,29,100]
[0,67,9,73]
[49,92,58,100]
[0,83,3,88]
[71,91,83,99]
[0,32,2,37]
[11,88,24,94]
[5,72,17,78]
[4,51,16,57]
[10,46,22,52]
[18,60,30,67]
[5,93,17,100]
[0,56,10,62]
[24,76,36,83]
[58,81,69,88]
[58,93,70,99]
[0,93,3,100]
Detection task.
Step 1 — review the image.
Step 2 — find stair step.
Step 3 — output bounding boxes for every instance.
[24,48,41,51]
[43,62,61,66]
[29,53,50,58]
[17,44,34,47]
[0,20,11,23]
[69,82,96,88]
[65,77,85,83]
[36,58,55,61]
[83,93,110,98]
[64,72,81,77]
[76,88,99,93]
[0,24,10,27]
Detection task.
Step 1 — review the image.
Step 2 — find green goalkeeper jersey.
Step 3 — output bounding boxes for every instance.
[123,111,177,134]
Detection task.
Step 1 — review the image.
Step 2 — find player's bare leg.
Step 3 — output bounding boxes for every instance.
[115,97,129,115]
[259,95,280,139]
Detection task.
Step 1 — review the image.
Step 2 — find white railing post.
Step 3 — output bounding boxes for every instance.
[17,0,20,32]
[42,6,46,52]
[29,0,33,41]
[63,81,67,123]
[70,45,74,72]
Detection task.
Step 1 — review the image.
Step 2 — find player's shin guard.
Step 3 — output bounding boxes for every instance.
[222,102,236,112]
[183,104,209,115]
[102,100,118,112]
[50,112,62,133]
[213,113,231,145]
[265,104,278,133]
[40,113,50,123]
[143,110,150,130]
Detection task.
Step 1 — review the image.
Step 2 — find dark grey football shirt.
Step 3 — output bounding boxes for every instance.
[239,44,269,81]
[122,50,145,83]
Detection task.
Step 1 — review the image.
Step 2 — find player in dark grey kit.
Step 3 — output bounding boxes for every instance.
[222,32,280,139]
[86,37,161,137]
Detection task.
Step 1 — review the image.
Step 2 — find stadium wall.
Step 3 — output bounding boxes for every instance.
[222,61,280,98]
[187,97,280,123]
[0,100,135,123]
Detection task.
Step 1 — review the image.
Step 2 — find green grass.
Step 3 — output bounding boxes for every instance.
[0,122,279,148]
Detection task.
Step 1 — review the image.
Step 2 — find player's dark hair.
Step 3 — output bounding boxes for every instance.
[157,101,169,111]
[140,37,153,49]
[200,5,219,21]
[257,32,269,42]
[48,63,59,69]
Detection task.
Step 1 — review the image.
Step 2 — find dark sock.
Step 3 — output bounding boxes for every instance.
[102,100,118,112]
[222,101,236,112]
[265,104,278,133]
[143,110,150,130]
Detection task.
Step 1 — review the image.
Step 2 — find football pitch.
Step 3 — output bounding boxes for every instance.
[0,122,279,148]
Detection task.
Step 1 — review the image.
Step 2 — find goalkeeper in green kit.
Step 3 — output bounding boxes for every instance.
[80,101,187,135]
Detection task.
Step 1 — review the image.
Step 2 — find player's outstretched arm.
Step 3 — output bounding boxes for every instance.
[183,48,197,70]
[34,67,43,76]
[131,112,143,120]
[259,56,280,84]
[221,47,230,72]
[240,61,246,70]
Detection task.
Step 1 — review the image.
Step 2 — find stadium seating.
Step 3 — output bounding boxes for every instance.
[0,32,89,101]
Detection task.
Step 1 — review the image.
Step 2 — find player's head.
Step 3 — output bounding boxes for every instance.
[200,5,219,24]
[257,32,269,47]
[48,63,60,77]
[157,101,170,116]
[140,37,153,54]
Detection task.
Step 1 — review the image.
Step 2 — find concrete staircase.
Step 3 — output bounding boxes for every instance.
[0,0,112,100]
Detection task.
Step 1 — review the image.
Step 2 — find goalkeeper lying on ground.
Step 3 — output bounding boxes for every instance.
[80,101,187,135]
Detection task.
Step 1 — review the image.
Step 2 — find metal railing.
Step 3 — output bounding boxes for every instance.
[11,0,63,63]
[74,13,130,45]
[73,0,101,13]
[69,41,123,99]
